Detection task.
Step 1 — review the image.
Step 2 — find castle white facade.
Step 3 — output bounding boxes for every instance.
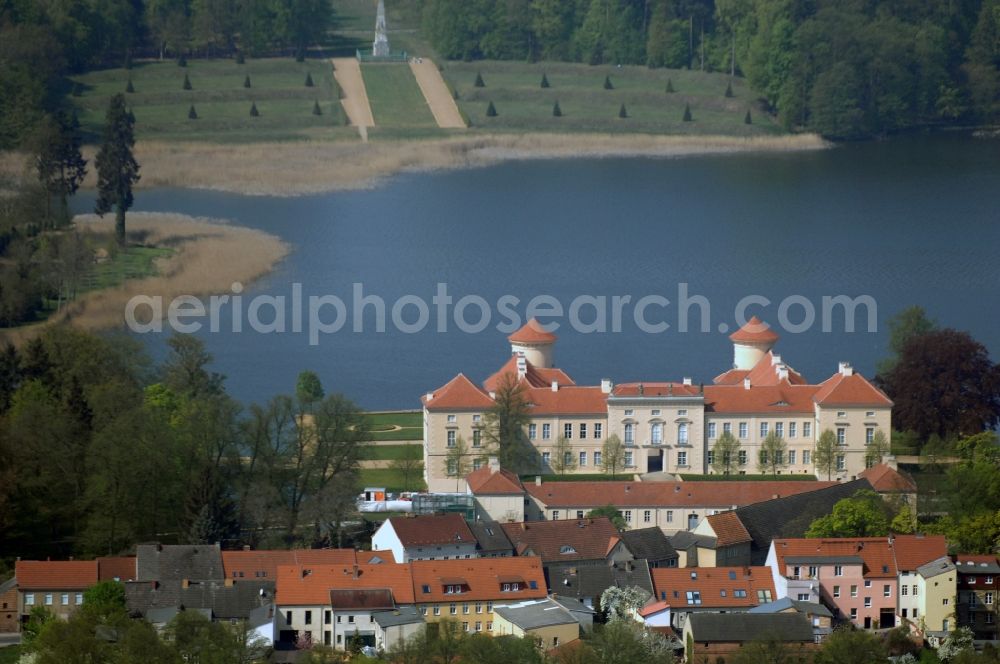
[421,318,892,493]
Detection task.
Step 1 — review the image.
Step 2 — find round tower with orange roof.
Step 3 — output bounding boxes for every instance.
[508,318,557,368]
[729,316,779,370]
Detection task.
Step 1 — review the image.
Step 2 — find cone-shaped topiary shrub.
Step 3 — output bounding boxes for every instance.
[683,103,692,121]
[541,73,550,88]
[305,72,314,87]
[666,78,675,93]
[250,101,259,117]
[244,75,251,88]
[183,73,191,90]
[188,104,198,120]
[744,109,752,124]
[486,101,497,117]
[126,79,134,93]
[474,72,485,87]
[313,100,322,115]
[725,81,734,98]
[618,103,628,118]
[553,100,562,117]
[604,75,613,90]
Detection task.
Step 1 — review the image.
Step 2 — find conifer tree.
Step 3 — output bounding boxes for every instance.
[188,104,197,119]
[604,75,614,90]
[94,94,140,246]
[126,79,134,93]
[618,103,628,118]
[541,73,550,88]
[474,72,485,87]
[683,103,692,121]
[553,100,562,117]
[250,101,259,117]
[305,72,314,87]
[744,110,752,124]
[313,100,322,115]
[244,75,251,88]
[666,78,675,93]
[486,101,497,117]
[182,73,191,90]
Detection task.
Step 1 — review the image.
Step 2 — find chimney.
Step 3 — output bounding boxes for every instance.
[425,392,434,402]
[682,377,692,386]
[243,545,251,551]
[535,476,542,486]
[601,379,613,394]
[743,378,751,390]
[777,366,789,381]
[488,456,500,473]
[225,578,234,587]
[838,361,854,377]
[353,564,360,579]
[181,579,190,589]
[516,354,527,379]
[771,354,782,365]
[551,380,558,392]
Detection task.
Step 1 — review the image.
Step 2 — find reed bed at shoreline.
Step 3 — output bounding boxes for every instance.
[0,133,827,197]
[0,212,289,344]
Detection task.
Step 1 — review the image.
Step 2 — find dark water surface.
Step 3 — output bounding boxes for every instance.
[74,133,1000,408]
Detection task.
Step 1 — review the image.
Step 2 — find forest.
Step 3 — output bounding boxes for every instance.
[418,0,1000,138]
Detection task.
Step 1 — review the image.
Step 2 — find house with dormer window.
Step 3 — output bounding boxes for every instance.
[372,514,477,563]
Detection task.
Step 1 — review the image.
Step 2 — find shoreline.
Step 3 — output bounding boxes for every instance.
[1,132,829,198]
[0,212,289,345]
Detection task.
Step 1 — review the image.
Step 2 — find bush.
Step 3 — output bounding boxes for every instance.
[474,72,485,87]
[604,75,613,90]
[618,103,628,118]
[182,73,191,90]
[178,55,187,67]
[683,103,692,121]
[540,73,549,88]
[486,101,497,117]
[725,80,734,97]
[188,104,197,120]
[250,102,259,117]
[243,75,251,88]
[236,52,245,64]
[553,100,562,117]
[125,79,134,93]
[305,72,314,87]
[313,100,322,116]
[666,78,675,93]
[744,110,752,124]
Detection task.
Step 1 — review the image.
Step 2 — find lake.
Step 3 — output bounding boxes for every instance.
[74,133,1000,409]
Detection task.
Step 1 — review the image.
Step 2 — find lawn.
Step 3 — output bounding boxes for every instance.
[361,63,438,128]
[361,411,423,441]
[0,647,20,664]
[360,444,422,461]
[443,60,784,136]
[69,57,350,142]
[360,467,427,493]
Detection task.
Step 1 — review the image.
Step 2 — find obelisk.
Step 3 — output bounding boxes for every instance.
[373,0,390,57]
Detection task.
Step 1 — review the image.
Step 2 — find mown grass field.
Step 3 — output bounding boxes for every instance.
[69,57,354,142]
[360,444,422,461]
[361,411,423,441]
[361,63,438,128]
[360,467,426,493]
[442,60,783,136]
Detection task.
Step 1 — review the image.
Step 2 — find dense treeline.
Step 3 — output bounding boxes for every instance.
[419,0,1000,138]
[0,0,334,148]
[0,328,369,567]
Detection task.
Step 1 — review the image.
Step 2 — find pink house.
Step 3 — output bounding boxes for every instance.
[767,536,946,630]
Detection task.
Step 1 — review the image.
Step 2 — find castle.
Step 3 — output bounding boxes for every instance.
[421,317,892,492]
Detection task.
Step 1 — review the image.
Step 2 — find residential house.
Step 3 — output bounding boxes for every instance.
[14,560,98,624]
[893,534,950,627]
[692,512,753,567]
[668,532,719,568]
[748,596,833,642]
[500,517,631,565]
[953,554,1000,640]
[546,558,654,610]
[859,464,918,513]
[422,317,892,490]
[683,613,819,663]
[641,566,775,630]
[98,556,136,582]
[468,521,514,558]
[523,478,837,533]
[136,543,224,582]
[0,578,17,632]
[126,579,274,633]
[492,598,582,649]
[221,548,357,581]
[619,528,679,568]
[372,514,477,563]
[410,557,547,634]
[275,563,415,649]
[914,557,956,638]
[550,595,597,631]
[372,607,425,651]
[767,535,946,630]
[466,461,527,523]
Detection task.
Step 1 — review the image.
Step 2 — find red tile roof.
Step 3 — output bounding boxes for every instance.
[858,465,917,494]
[713,368,750,385]
[773,538,900,578]
[612,382,701,398]
[525,480,836,509]
[525,386,607,415]
[891,535,948,572]
[500,518,621,562]
[222,549,357,580]
[729,316,780,344]
[97,556,136,582]
[423,373,495,411]
[387,514,475,547]
[812,372,893,407]
[706,512,753,547]
[410,557,547,603]
[508,319,557,344]
[649,566,775,609]
[276,563,415,606]
[714,352,807,387]
[704,383,819,414]
[483,355,575,393]
[15,560,99,590]
[466,465,524,495]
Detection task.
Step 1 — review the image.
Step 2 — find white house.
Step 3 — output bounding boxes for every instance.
[371,514,478,563]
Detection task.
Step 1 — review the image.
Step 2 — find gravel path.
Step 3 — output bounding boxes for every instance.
[332,57,375,136]
[410,58,466,129]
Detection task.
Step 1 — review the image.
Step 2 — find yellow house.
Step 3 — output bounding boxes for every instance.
[492,598,581,650]
[916,556,957,636]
